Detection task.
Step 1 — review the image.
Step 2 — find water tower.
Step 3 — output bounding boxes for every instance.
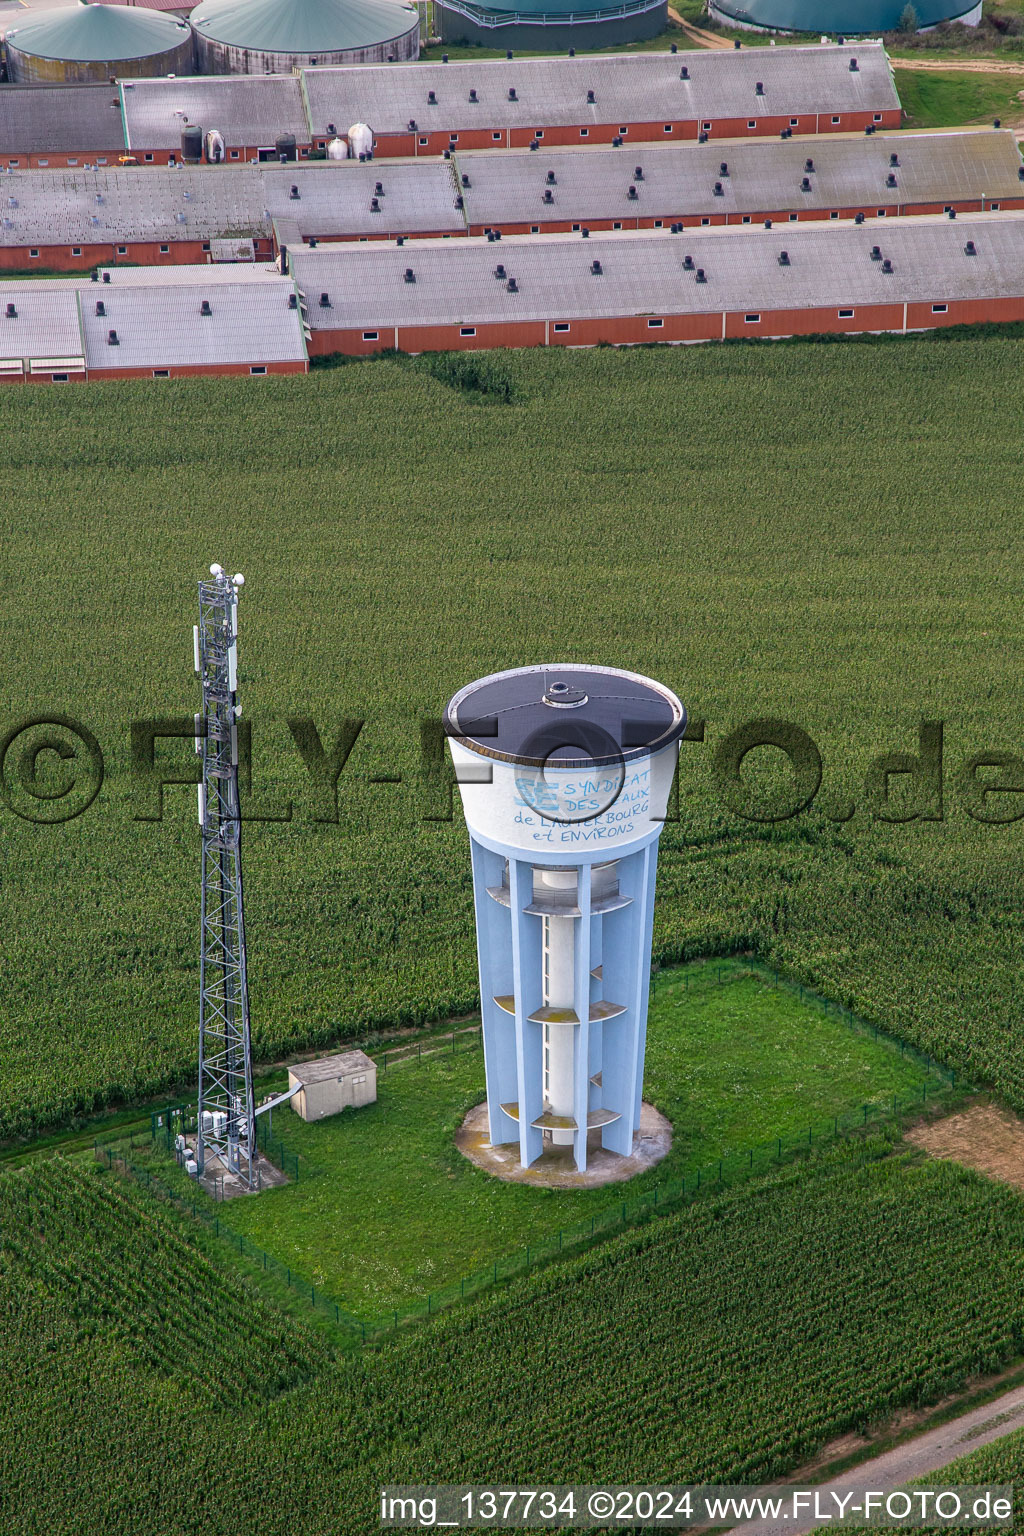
[444,664,685,1174]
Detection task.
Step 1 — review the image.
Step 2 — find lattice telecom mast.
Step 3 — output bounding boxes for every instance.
[194,563,257,1188]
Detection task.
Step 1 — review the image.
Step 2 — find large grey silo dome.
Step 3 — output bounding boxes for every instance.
[190,0,419,73]
[5,1,194,84]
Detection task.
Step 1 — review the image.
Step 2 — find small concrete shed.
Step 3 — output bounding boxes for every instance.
[288,1049,376,1122]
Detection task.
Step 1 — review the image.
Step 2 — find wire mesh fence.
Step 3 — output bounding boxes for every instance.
[116,953,966,1346]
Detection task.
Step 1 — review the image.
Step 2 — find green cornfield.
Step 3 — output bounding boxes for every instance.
[1,338,1022,1139]
[6,1142,1024,1533]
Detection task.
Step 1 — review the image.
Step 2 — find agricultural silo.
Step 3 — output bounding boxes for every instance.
[708,0,978,30]
[436,0,665,51]
[4,2,194,85]
[189,0,419,75]
[444,664,686,1176]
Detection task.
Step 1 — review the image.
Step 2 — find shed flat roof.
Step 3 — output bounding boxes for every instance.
[80,277,306,366]
[288,1049,376,1084]
[0,83,127,156]
[0,284,83,362]
[288,211,1024,328]
[0,165,270,247]
[121,74,309,151]
[259,157,464,235]
[302,43,899,139]
[458,130,1024,227]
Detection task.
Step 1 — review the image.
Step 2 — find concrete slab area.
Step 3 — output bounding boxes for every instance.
[456,1099,672,1188]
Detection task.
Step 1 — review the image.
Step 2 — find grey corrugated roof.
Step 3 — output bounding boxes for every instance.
[0,165,270,246]
[458,130,1024,227]
[258,158,463,235]
[288,1049,375,1084]
[302,42,898,138]
[0,83,126,155]
[0,285,83,361]
[289,212,1024,328]
[80,277,306,365]
[121,74,309,151]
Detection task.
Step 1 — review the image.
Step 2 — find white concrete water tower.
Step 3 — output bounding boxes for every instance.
[444,664,685,1173]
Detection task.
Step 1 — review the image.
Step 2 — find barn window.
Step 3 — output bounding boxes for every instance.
[553,323,570,332]
[663,124,672,133]
[788,213,798,222]
[449,133,458,142]
[831,115,840,124]
[829,211,839,220]
[202,242,211,252]
[654,219,663,228]
[531,225,539,233]
[229,150,240,159]
[991,202,1000,211]
[747,120,756,129]
[353,1074,366,1084]
[159,244,170,253]
[38,159,49,168]
[460,327,476,336]
[877,209,886,217]
[741,215,751,224]
[613,221,622,230]
[580,128,589,137]
[249,365,268,375]
[838,308,854,319]
[700,217,710,226]
[744,313,760,323]
[67,158,77,166]
[72,246,82,255]
[571,223,581,231]
[619,126,628,134]
[535,129,544,139]
[153,369,170,377]
[96,158,107,166]
[789,117,798,126]
[51,373,68,382]
[362,331,379,341]
[648,318,664,328]
[419,136,428,145]
[702,121,711,131]
[943,205,952,213]
[117,245,127,255]
[29,249,38,258]
[299,147,309,157]
[144,153,155,162]
[932,303,948,314]
[873,113,882,122]
[8,159,19,167]
[492,132,502,141]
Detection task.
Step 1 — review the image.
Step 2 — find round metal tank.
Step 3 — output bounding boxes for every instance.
[707,0,978,27]
[436,0,665,50]
[5,1,194,84]
[190,0,419,74]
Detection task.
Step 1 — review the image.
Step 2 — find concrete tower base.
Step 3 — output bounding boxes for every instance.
[456,1099,672,1188]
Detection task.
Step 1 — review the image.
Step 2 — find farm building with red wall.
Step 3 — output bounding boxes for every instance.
[301,42,901,158]
[0,266,307,379]
[286,212,1024,355]
[2,131,1018,270]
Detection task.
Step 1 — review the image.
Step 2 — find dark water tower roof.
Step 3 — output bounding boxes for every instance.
[190,0,418,52]
[5,2,190,62]
[444,663,686,768]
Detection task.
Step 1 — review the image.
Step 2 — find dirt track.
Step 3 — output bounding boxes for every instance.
[726,1386,1024,1536]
